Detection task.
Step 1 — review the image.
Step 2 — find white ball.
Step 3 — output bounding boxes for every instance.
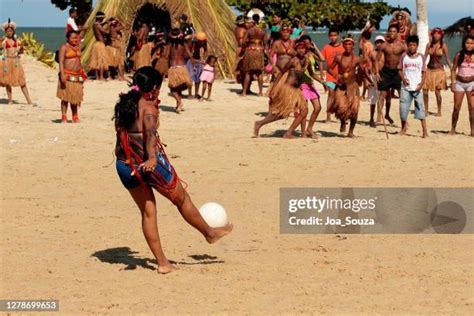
[199,202,228,228]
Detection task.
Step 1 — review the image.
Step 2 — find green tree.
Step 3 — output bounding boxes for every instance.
[226,0,393,31]
[50,0,93,25]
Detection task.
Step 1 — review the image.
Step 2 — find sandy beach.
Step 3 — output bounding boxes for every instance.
[1,57,473,314]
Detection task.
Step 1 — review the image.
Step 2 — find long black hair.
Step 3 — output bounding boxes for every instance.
[113,67,163,129]
[458,35,474,66]
[429,28,444,48]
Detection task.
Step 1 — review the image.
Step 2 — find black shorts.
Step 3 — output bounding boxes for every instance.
[378,67,401,91]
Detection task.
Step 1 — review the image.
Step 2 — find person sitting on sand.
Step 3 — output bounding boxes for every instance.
[398,35,428,138]
[1,20,35,106]
[57,30,86,123]
[90,12,109,81]
[328,35,367,138]
[113,67,233,274]
[199,55,217,102]
[167,28,193,113]
[450,35,474,137]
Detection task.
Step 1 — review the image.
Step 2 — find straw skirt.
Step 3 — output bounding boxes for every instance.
[423,68,448,91]
[1,57,26,87]
[89,41,109,70]
[56,80,84,105]
[132,43,152,71]
[268,72,306,118]
[168,66,192,89]
[334,82,360,121]
[241,48,264,73]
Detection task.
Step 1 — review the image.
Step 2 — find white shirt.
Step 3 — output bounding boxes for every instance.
[398,52,426,91]
[67,17,78,31]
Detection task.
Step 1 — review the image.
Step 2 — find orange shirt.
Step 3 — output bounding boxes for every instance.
[322,43,344,83]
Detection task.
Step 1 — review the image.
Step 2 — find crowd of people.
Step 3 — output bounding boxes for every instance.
[0,10,473,136]
[233,13,473,138]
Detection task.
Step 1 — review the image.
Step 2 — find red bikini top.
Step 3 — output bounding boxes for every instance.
[4,39,19,49]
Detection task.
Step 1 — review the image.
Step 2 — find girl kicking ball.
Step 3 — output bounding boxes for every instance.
[113,67,233,274]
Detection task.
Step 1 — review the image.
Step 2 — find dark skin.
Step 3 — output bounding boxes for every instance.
[187,39,208,99]
[92,18,109,80]
[398,42,428,138]
[328,40,368,138]
[253,49,309,139]
[109,19,125,80]
[121,87,233,274]
[449,38,474,136]
[323,31,342,122]
[169,36,193,113]
[375,27,407,125]
[368,40,386,126]
[270,31,295,74]
[233,23,247,90]
[241,21,269,96]
[423,33,451,116]
[3,27,33,105]
[58,32,82,121]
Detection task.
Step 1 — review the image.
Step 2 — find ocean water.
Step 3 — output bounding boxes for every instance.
[14,27,464,60]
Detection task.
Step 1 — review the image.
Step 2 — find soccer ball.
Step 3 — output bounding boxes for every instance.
[199,202,228,228]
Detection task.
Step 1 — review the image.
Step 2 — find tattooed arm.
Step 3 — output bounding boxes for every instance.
[140,105,159,173]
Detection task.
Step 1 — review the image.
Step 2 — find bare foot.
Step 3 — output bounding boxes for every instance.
[369,121,376,128]
[340,124,346,133]
[385,115,394,125]
[399,128,407,136]
[347,132,355,138]
[434,112,441,117]
[198,98,204,103]
[422,133,428,138]
[157,261,176,274]
[8,101,13,105]
[253,121,261,137]
[448,129,456,135]
[206,223,233,244]
[283,132,295,139]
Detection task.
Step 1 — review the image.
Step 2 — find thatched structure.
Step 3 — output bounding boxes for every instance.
[81,0,237,78]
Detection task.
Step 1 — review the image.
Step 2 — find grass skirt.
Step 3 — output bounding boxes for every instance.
[132,43,152,71]
[268,72,306,118]
[0,58,4,86]
[154,57,169,76]
[107,45,124,67]
[423,68,447,91]
[1,57,26,87]
[56,79,84,105]
[90,41,109,70]
[168,66,192,89]
[334,82,360,121]
[241,48,264,73]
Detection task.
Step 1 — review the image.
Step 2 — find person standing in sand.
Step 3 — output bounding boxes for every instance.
[1,20,34,105]
[152,32,170,77]
[375,25,407,125]
[186,32,208,99]
[328,36,367,138]
[423,28,451,117]
[57,30,86,123]
[368,36,386,127]
[90,12,109,81]
[241,15,268,97]
[321,27,345,122]
[449,35,474,137]
[113,67,233,274]
[108,17,126,81]
[167,28,193,113]
[254,43,307,139]
[233,15,247,88]
[398,35,428,138]
[293,41,324,138]
[268,26,296,91]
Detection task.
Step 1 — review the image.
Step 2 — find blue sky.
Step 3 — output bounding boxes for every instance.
[0,0,472,28]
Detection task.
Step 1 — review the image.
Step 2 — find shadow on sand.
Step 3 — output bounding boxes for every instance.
[91,247,224,271]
